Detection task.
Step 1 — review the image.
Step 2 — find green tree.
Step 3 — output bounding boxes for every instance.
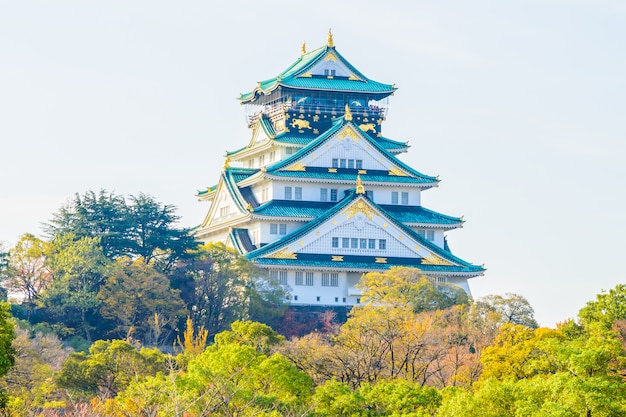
[98,260,187,345]
[2,234,52,320]
[124,193,196,272]
[358,267,469,313]
[45,190,196,271]
[0,303,15,410]
[182,342,313,416]
[56,339,168,399]
[39,234,112,341]
[45,190,130,259]
[213,320,285,355]
[579,284,626,331]
[171,243,288,337]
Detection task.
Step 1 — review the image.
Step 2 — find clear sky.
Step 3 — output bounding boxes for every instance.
[1,1,625,327]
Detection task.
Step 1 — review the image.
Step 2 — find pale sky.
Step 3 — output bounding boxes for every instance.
[1,1,625,327]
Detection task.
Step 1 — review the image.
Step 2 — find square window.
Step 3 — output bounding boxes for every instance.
[279,224,287,235]
[294,295,298,301]
[331,273,339,287]
[351,238,358,248]
[316,296,321,302]
[305,272,314,286]
[270,224,278,234]
[269,271,278,280]
[417,230,426,238]
[295,272,303,286]
[320,188,328,201]
[379,239,387,250]
[368,239,376,249]
[322,272,330,286]
[279,271,288,285]
[401,192,409,205]
[335,297,339,302]
[340,159,346,168]
[347,159,354,169]
[360,238,367,249]
[356,298,361,304]
[427,230,435,241]
[391,191,399,205]
[342,238,349,248]
[355,160,363,169]
[330,189,338,202]
[285,187,292,200]
[342,297,346,303]
[332,159,338,168]
[332,237,339,248]
[295,187,302,200]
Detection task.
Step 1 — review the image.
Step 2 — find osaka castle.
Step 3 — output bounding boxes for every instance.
[195,31,484,306]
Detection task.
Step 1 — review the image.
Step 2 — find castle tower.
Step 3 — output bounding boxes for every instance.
[195,32,484,306]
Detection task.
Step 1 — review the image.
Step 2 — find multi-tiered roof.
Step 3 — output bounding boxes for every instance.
[196,31,484,302]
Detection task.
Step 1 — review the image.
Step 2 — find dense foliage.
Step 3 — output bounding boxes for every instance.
[1,191,625,416]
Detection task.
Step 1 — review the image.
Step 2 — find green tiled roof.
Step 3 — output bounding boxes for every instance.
[245,190,482,272]
[239,45,396,103]
[266,169,437,185]
[253,200,334,219]
[253,257,484,275]
[251,199,459,227]
[227,167,259,184]
[267,118,436,182]
[379,205,461,225]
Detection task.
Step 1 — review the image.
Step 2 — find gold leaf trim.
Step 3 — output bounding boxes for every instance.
[421,254,454,266]
[342,200,377,221]
[266,249,297,260]
[286,162,306,171]
[331,255,344,262]
[375,257,387,263]
[388,166,408,176]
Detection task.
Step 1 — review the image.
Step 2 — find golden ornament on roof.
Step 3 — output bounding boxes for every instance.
[344,104,353,121]
[301,41,306,55]
[327,28,334,47]
[356,174,365,194]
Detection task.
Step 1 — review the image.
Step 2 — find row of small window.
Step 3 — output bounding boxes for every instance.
[391,191,409,205]
[269,223,287,235]
[269,271,339,287]
[284,186,302,200]
[293,296,353,303]
[331,159,363,169]
[219,206,230,217]
[248,151,277,168]
[417,230,436,241]
[332,237,387,250]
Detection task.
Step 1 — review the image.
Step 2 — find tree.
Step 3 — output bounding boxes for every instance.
[56,339,168,399]
[2,234,52,320]
[124,193,197,271]
[170,243,288,337]
[579,284,626,331]
[0,303,15,377]
[44,190,130,259]
[0,303,15,410]
[358,267,469,313]
[0,323,72,415]
[471,293,538,329]
[45,190,196,271]
[213,320,285,355]
[39,234,112,341]
[98,260,188,345]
